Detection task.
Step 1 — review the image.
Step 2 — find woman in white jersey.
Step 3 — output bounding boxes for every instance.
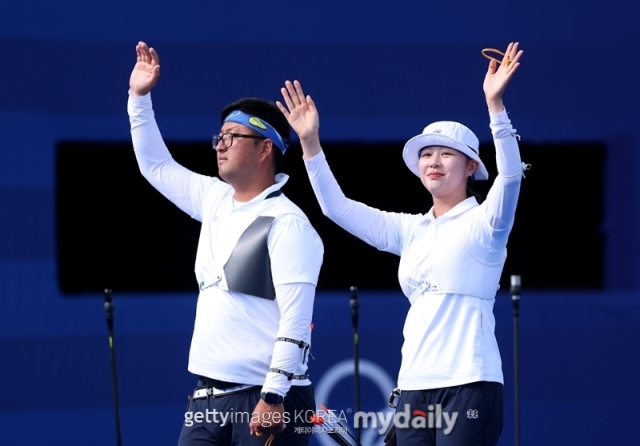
[277,42,524,445]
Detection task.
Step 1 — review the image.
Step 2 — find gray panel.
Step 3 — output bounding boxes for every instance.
[223,216,276,300]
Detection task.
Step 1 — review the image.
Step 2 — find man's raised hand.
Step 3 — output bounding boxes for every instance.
[129,41,161,97]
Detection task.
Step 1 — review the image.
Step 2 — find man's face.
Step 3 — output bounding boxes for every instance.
[215,123,266,183]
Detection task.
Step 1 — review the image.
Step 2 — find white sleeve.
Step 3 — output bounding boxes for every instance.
[268,214,324,287]
[128,92,219,221]
[261,282,315,397]
[304,151,411,256]
[473,109,523,254]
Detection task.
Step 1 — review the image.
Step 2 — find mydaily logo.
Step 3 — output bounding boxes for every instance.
[354,404,458,435]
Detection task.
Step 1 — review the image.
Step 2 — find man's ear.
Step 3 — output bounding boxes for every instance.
[258,139,273,163]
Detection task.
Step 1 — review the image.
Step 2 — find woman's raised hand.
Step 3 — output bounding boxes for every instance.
[483,42,524,112]
[277,80,319,142]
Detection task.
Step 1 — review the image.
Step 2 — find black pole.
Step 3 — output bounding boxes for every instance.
[349,286,361,445]
[510,276,521,446]
[104,288,123,446]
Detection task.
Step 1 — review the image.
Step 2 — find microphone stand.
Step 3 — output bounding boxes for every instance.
[104,289,123,446]
[510,276,521,446]
[349,286,361,446]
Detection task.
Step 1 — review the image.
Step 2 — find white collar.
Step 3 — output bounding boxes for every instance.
[427,196,478,221]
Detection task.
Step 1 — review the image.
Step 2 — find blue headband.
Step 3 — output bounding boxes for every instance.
[223,110,288,153]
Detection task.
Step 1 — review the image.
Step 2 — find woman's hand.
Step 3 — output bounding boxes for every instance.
[277,80,322,159]
[277,80,319,142]
[483,42,524,113]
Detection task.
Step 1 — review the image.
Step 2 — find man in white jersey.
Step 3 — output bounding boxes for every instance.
[127,41,324,445]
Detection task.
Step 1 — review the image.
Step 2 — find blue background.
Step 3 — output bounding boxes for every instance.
[1,1,639,445]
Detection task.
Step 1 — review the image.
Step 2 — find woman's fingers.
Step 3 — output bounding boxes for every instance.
[284,80,301,106]
[293,80,306,103]
[280,84,296,112]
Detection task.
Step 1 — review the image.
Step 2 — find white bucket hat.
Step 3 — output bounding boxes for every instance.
[402,121,489,180]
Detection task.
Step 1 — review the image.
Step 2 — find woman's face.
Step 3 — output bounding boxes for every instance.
[417,146,478,198]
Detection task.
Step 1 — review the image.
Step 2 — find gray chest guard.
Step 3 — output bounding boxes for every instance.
[222,190,281,300]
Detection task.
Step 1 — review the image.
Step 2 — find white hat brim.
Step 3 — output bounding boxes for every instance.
[402,134,489,180]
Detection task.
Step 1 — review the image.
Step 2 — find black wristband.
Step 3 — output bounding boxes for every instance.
[260,392,284,405]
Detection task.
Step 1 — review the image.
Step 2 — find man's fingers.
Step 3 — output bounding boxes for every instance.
[137,41,148,63]
[149,47,160,66]
[139,42,155,66]
[249,421,261,436]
